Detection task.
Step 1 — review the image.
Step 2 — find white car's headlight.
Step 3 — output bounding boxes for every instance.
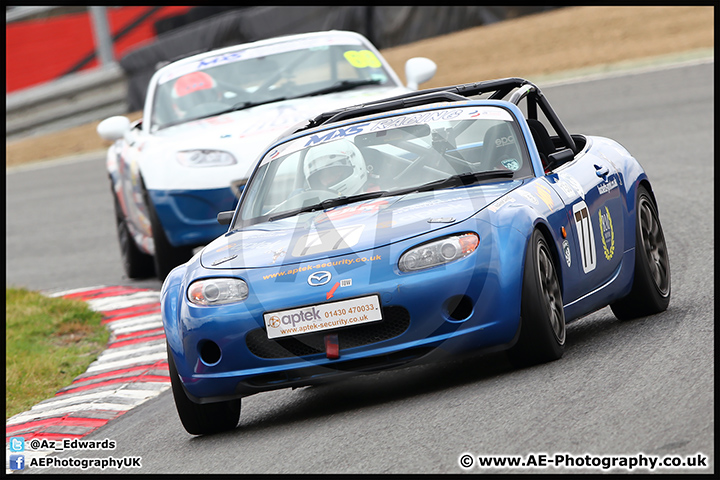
[176,150,237,167]
[398,233,479,272]
[188,278,248,306]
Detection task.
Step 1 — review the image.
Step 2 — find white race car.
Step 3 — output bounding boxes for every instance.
[97,30,436,280]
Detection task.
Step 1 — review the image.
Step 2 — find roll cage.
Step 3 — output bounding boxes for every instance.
[291,77,578,171]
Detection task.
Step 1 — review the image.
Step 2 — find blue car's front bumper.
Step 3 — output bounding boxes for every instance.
[163,224,528,403]
[148,187,238,247]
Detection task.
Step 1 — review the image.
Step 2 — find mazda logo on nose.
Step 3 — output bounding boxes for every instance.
[308,271,332,286]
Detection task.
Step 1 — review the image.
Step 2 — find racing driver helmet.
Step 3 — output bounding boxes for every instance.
[303,140,367,196]
[171,71,219,115]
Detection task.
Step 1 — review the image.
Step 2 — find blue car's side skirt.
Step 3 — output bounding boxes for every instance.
[564,248,635,322]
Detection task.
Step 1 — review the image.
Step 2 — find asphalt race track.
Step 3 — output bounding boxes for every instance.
[6,61,714,474]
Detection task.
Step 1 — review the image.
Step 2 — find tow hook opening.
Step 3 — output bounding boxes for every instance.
[445,295,474,321]
[198,340,222,366]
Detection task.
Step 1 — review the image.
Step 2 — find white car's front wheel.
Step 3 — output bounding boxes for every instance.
[112,187,154,279]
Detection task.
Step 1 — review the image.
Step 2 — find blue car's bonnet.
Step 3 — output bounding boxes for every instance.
[201,181,520,269]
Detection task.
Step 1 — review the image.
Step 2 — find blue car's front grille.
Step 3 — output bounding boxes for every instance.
[245,306,411,359]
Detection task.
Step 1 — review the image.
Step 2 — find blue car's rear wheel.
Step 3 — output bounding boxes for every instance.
[508,229,565,367]
[610,185,670,320]
[167,343,241,435]
[112,189,154,279]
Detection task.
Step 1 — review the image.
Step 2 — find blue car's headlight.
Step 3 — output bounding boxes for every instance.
[176,150,237,167]
[399,233,479,272]
[188,278,248,306]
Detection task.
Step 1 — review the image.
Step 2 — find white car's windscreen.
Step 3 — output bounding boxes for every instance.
[150,38,395,131]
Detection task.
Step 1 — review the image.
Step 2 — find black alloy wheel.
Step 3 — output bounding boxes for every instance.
[610,185,670,320]
[508,229,565,367]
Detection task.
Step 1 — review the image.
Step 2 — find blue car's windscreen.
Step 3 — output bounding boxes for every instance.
[237,105,531,228]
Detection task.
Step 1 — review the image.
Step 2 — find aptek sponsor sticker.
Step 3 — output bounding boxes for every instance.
[264,295,382,339]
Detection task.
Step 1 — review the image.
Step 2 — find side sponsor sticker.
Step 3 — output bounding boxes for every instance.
[598,178,619,195]
[599,206,615,260]
[488,195,516,212]
[535,183,555,210]
[516,190,538,205]
[562,239,572,267]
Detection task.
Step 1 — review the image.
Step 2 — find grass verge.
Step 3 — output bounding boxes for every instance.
[6,287,110,420]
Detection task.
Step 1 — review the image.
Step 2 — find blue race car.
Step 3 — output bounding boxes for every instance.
[161,78,671,434]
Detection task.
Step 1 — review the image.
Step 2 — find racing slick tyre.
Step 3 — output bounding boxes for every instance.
[167,343,241,435]
[112,190,155,279]
[610,185,671,320]
[508,229,565,367]
[140,179,194,281]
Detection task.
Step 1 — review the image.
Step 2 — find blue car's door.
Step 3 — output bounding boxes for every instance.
[547,149,625,305]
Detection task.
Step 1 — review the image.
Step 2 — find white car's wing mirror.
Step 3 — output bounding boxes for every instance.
[404,57,437,90]
[97,116,131,142]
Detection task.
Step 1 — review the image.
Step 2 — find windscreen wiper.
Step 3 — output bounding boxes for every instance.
[408,170,516,194]
[267,171,514,222]
[163,97,290,127]
[200,97,290,120]
[268,190,387,222]
[229,97,288,111]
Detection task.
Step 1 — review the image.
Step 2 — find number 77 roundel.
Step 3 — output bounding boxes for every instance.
[573,200,597,273]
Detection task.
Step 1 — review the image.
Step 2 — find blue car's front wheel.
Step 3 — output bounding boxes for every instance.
[167,344,241,435]
[508,229,565,367]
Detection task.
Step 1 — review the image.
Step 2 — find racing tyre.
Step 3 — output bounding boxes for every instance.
[610,185,670,320]
[141,180,194,281]
[167,343,241,435]
[508,229,565,367]
[112,191,154,279]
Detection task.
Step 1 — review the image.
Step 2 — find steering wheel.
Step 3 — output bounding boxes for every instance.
[252,51,309,99]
